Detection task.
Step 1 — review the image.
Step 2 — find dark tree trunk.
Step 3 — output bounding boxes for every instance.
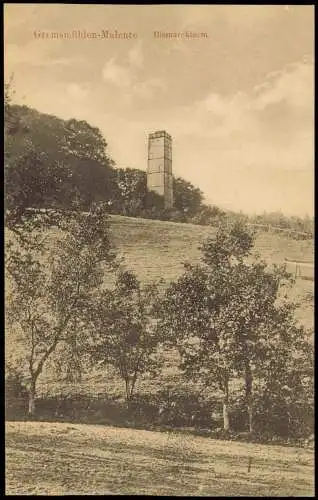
[28,379,36,417]
[223,399,230,432]
[125,379,133,410]
[244,360,253,433]
[223,380,230,432]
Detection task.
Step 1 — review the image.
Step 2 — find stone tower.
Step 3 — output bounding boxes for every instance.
[147,130,173,209]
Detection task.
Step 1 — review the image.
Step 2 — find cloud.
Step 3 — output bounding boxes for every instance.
[66,83,89,101]
[128,42,144,68]
[4,41,82,73]
[102,58,132,88]
[178,5,280,33]
[102,55,166,102]
[113,58,313,215]
[170,60,313,159]
[254,60,314,111]
[5,3,312,215]
[133,78,167,100]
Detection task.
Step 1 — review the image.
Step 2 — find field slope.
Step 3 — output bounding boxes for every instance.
[6,214,313,397]
[109,215,314,282]
[6,214,314,329]
[108,215,314,328]
[6,421,314,496]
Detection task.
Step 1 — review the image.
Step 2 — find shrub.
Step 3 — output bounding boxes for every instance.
[130,390,220,428]
[252,392,314,439]
[5,366,29,419]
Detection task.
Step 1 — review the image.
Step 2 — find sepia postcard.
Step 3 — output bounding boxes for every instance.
[4,4,314,496]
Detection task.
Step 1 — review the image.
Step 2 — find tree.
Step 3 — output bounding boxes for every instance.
[6,203,117,416]
[61,118,112,165]
[248,211,314,237]
[5,144,72,229]
[113,168,148,216]
[252,323,314,437]
[5,98,116,214]
[157,261,237,431]
[190,204,226,226]
[4,90,73,226]
[60,118,116,209]
[158,221,305,433]
[69,158,116,210]
[88,270,163,406]
[143,190,165,215]
[4,75,20,137]
[219,261,295,433]
[173,177,204,218]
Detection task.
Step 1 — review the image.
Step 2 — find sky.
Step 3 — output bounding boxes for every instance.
[4,4,314,216]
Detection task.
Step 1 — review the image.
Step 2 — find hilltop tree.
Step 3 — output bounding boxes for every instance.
[88,270,163,406]
[4,75,20,137]
[173,177,204,218]
[60,118,116,209]
[4,83,70,223]
[5,92,116,217]
[112,168,148,216]
[5,87,217,226]
[191,204,226,226]
[158,221,305,432]
[6,203,117,416]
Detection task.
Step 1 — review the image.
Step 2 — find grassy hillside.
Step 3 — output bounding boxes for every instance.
[6,214,314,399]
[109,215,314,281]
[6,421,314,496]
[108,215,314,328]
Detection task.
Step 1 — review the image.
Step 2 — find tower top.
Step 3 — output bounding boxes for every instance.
[148,130,172,140]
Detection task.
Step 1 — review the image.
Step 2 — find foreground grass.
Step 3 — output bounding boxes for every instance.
[6,421,314,496]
